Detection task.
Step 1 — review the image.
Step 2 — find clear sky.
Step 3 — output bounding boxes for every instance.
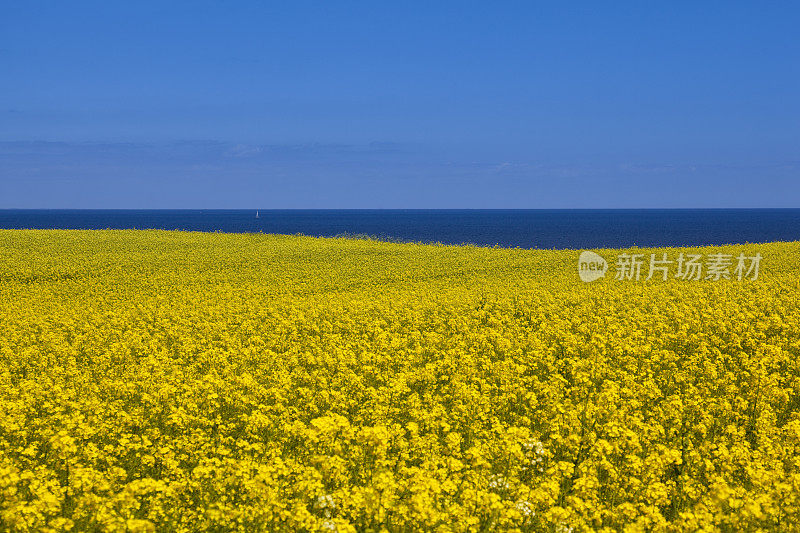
[2,1,798,208]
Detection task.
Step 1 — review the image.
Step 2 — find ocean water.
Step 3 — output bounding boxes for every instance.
[1,209,799,250]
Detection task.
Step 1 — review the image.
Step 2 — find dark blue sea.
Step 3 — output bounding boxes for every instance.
[1,209,799,250]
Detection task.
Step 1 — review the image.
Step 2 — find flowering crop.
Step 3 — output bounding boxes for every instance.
[1,230,799,532]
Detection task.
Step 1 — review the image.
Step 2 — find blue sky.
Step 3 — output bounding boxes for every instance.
[1,1,798,208]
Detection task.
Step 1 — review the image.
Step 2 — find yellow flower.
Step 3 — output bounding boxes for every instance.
[0,230,797,531]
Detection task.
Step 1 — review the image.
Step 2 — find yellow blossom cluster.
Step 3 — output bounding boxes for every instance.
[0,230,799,532]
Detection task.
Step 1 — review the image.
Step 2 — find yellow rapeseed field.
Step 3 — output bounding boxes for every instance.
[1,230,799,532]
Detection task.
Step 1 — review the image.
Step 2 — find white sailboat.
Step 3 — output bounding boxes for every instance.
[255,210,259,219]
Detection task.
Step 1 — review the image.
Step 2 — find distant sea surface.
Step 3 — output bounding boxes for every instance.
[1,209,799,250]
